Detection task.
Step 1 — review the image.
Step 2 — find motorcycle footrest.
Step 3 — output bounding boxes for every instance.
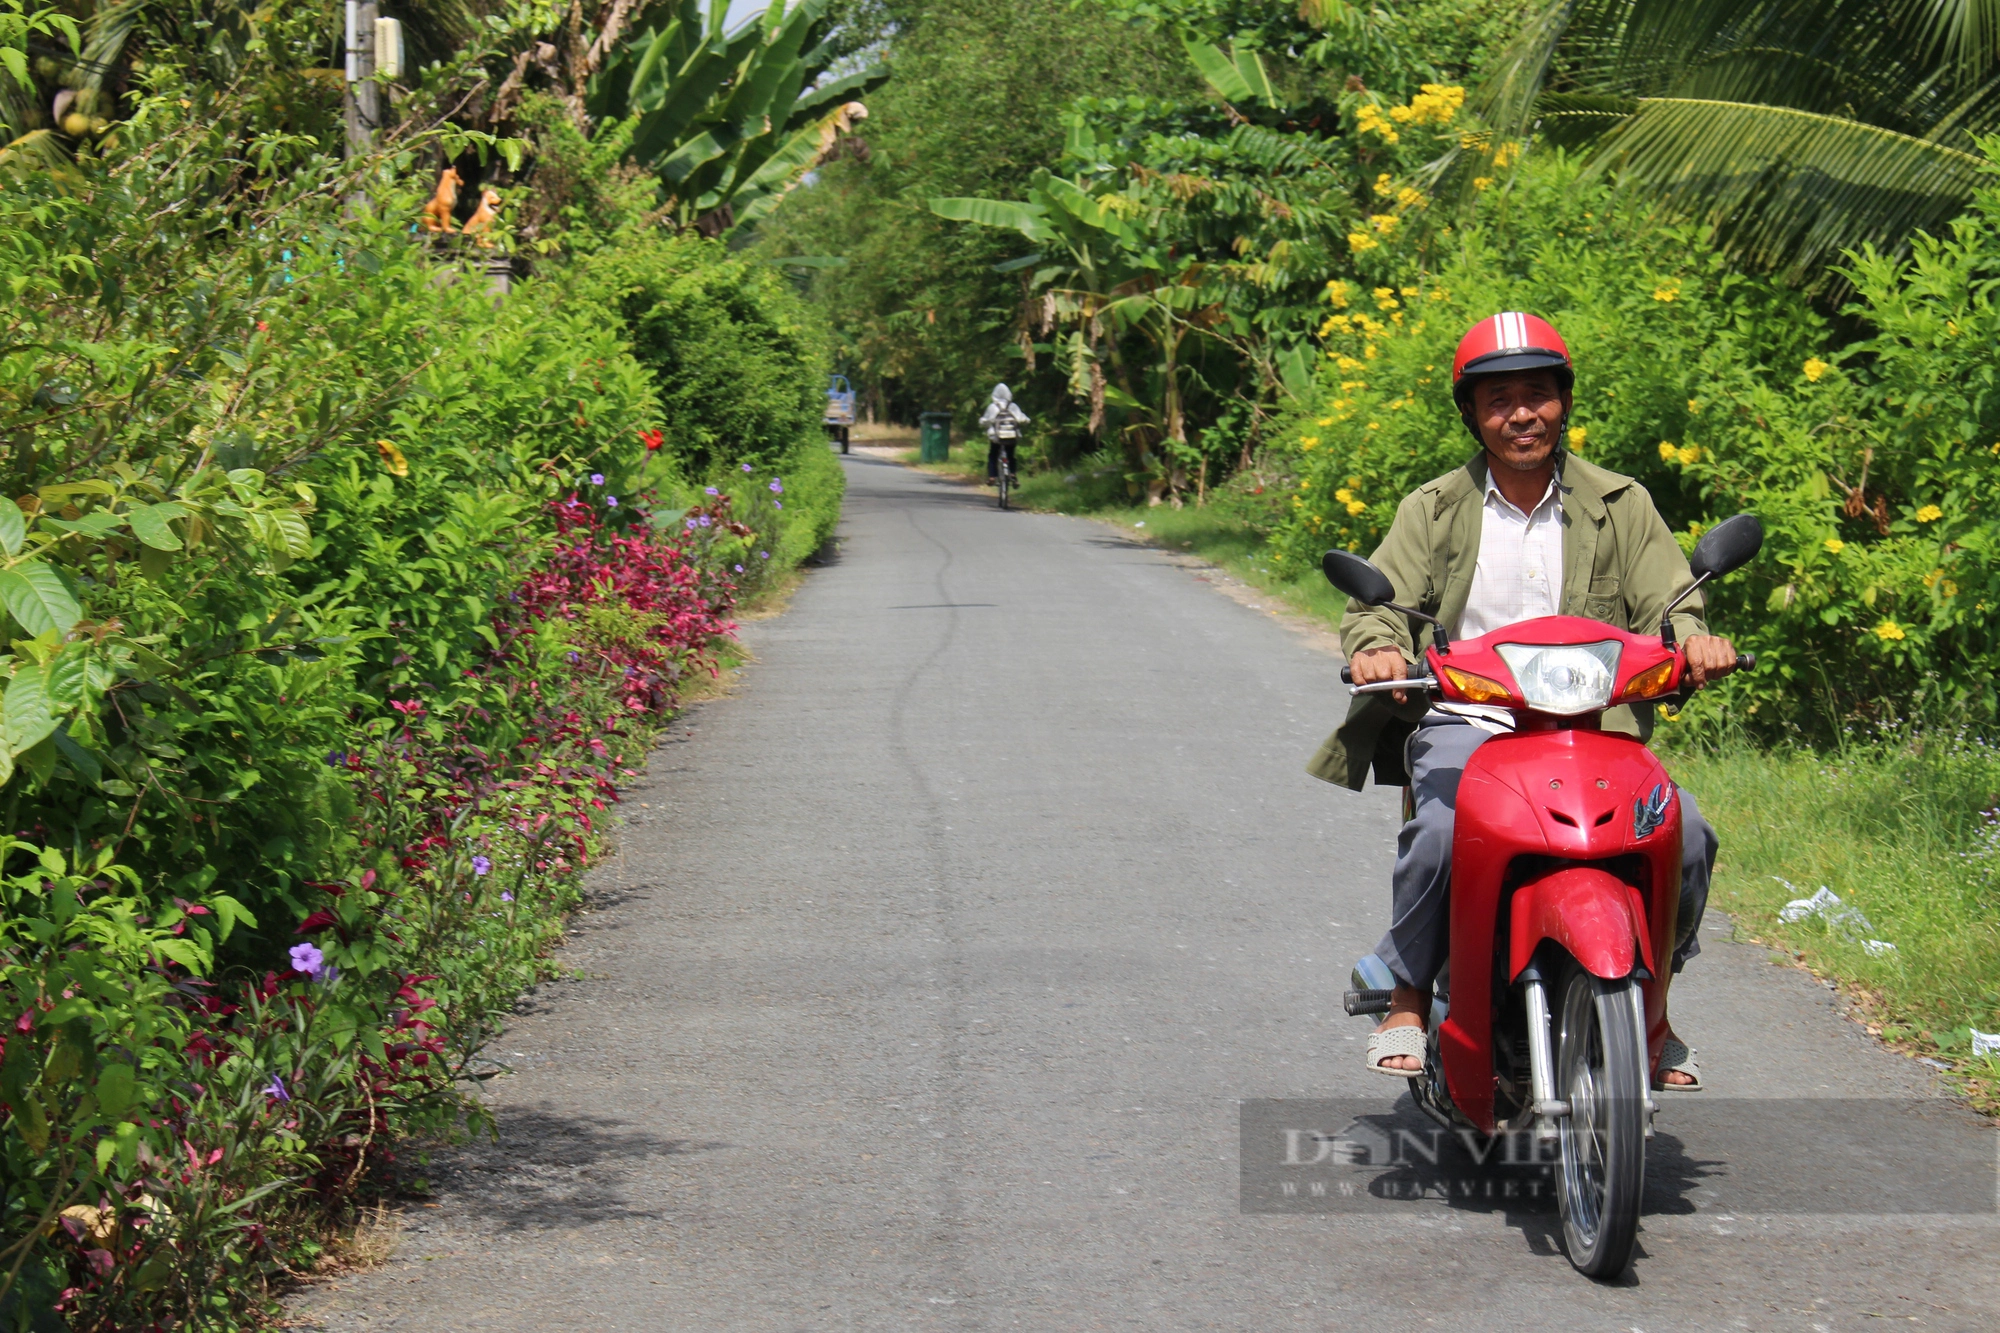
[1344,988,1393,1016]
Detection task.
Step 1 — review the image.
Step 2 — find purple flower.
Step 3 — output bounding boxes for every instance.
[759,551,769,559]
[263,1074,290,1103]
[769,479,784,494]
[472,855,492,877]
[772,500,782,509]
[741,463,752,473]
[606,496,618,508]
[590,473,605,485]
[685,518,697,530]
[325,750,344,767]
[734,564,744,572]
[501,891,514,902]
[566,651,581,664]
[698,516,711,527]
[704,487,719,496]
[289,942,324,976]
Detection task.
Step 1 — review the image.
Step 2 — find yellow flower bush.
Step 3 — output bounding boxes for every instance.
[1347,231,1379,253]
[1652,280,1681,302]
[1567,425,1587,451]
[1825,539,1845,554]
[1803,356,1829,381]
[1373,173,1395,199]
[1373,287,1399,310]
[1325,280,1351,308]
[1873,621,1906,642]
[1916,504,1943,522]
[1354,103,1398,143]
[1370,213,1400,236]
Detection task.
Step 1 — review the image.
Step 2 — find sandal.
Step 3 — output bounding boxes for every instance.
[1366,1023,1427,1078]
[1654,1035,1703,1091]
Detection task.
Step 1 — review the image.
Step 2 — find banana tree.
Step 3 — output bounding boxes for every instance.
[593,0,888,235]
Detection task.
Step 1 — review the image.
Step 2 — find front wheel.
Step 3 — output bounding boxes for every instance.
[1554,965,1646,1278]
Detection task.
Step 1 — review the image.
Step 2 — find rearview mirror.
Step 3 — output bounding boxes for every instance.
[1322,549,1396,606]
[1689,513,1764,580]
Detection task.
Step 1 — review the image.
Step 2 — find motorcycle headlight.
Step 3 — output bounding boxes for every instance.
[1494,641,1622,715]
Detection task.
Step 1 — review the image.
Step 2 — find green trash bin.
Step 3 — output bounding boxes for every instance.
[918,411,952,463]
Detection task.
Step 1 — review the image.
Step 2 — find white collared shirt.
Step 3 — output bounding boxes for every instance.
[1435,470,1563,731]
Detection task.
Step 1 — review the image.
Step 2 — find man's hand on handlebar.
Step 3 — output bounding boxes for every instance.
[1683,634,1738,687]
[1350,646,1412,704]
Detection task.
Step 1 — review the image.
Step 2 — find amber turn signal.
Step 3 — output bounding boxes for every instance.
[1442,666,1514,704]
[1616,658,1677,702]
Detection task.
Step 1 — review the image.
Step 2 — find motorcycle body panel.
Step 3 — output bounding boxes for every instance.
[1438,720,1683,1132]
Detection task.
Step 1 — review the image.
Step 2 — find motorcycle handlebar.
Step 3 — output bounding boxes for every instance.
[1340,653,1753,695]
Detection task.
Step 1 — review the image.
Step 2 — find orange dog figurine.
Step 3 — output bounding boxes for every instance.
[461,188,503,248]
[420,167,462,233]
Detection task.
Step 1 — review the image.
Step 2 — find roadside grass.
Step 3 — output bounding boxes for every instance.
[1664,726,2000,1110]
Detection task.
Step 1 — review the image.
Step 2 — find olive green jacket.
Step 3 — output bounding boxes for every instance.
[1306,451,1708,790]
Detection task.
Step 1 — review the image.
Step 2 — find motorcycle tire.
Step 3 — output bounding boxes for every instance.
[1553,964,1646,1278]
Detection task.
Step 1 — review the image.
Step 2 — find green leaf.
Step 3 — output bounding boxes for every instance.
[125,502,188,552]
[1182,36,1274,105]
[0,562,82,636]
[5,667,54,757]
[929,196,1055,242]
[95,1062,136,1117]
[0,502,23,557]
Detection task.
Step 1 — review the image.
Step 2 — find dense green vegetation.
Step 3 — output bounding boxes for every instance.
[0,1,848,1324]
[768,0,2000,1100]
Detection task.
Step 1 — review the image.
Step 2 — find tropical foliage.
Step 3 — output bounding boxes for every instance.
[0,1,843,1323]
[1477,0,2000,283]
[591,0,889,236]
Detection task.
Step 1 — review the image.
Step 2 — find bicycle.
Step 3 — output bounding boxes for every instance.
[994,436,1014,510]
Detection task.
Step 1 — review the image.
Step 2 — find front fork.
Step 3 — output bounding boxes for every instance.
[1520,962,1658,1142]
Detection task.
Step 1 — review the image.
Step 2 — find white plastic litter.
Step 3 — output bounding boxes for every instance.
[1774,879,1896,955]
[1972,1029,2000,1058]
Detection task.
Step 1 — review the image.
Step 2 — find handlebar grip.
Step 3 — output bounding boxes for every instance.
[1737,653,1756,671]
[1340,666,1354,684]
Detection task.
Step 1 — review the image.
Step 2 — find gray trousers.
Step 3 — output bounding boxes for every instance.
[1376,716,1716,992]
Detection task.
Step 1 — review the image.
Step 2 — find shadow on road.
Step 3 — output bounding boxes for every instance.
[429,1107,732,1232]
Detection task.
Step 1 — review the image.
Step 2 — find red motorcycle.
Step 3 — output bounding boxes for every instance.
[1324,514,1760,1277]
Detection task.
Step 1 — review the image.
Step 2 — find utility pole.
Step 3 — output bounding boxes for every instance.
[344,0,380,156]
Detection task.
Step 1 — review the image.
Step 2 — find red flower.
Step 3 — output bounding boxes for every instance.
[638,428,664,452]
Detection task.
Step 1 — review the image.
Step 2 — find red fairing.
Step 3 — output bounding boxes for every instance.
[1439,728,1684,1132]
[1430,615,1683,715]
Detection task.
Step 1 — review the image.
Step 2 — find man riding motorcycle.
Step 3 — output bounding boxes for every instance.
[1306,312,1736,1087]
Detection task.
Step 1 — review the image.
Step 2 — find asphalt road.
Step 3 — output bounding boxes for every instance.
[295,456,1999,1331]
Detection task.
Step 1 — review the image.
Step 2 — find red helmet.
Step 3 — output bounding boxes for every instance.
[1451,312,1574,410]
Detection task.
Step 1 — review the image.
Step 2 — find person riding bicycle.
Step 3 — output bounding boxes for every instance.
[979,383,1028,485]
[1306,312,1736,1088]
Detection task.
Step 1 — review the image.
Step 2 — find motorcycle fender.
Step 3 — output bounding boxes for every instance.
[1508,866,1654,981]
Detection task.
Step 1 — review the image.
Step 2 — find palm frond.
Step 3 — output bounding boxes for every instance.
[1586,97,1995,280]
